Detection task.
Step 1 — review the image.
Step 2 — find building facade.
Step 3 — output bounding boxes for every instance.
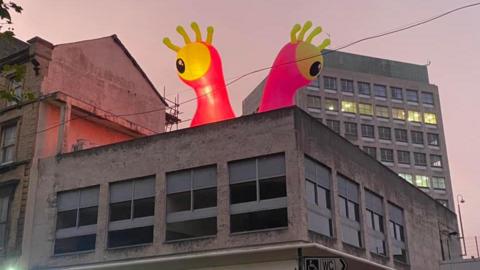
[0,35,169,268]
[243,50,454,210]
[23,108,460,270]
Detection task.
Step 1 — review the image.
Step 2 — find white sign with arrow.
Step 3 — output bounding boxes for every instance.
[303,257,347,270]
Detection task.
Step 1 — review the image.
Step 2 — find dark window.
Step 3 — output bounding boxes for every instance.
[414,152,427,166]
[341,79,354,93]
[361,124,375,138]
[389,204,407,263]
[0,187,13,250]
[395,129,408,143]
[230,208,288,233]
[1,124,17,164]
[432,177,446,190]
[406,89,419,102]
[421,92,434,105]
[378,126,391,140]
[323,76,337,90]
[108,226,154,248]
[427,133,440,146]
[358,82,371,96]
[374,84,387,98]
[338,176,361,247]
[55,187,99,254]
[430,155,443,168]
[380,149,394,163]
[307,95,322,109]
[166,166,217,241]
[108,177,155,247]
[397,150,411,164]
[391,87,403,100]
[326,119,340,133]
[363,147,377,159]
[229,154,287,233]
[411,131,424,145]
[344,122,358,140]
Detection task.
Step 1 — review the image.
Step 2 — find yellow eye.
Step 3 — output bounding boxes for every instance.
[176,42,211,81]
[296,42,324,80]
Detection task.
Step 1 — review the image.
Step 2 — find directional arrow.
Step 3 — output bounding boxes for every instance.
[303,257,347,270]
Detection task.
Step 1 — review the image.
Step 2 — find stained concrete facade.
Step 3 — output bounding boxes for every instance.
[243,50,454,211]
[25,108,460,270]
[0,35,168,268]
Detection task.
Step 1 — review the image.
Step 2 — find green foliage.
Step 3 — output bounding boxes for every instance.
[0,0,22,38]
[1,65,35,104]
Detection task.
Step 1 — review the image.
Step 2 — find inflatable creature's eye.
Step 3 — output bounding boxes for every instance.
[176,43,212,81]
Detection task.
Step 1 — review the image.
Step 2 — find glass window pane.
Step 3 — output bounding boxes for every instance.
[358,82,371,96]
[230,181,257,204]
[359,103,373,116]
[57,191,79,212]
[108,226,153,248]
[110,201,132,221]
[307,95,322,109]
[54,234,96,254]
[323,76,337,90]
[167,191,191,213]
[193,166,217,190]
[341,79,354,92]
[133,177,155,199]
[133,197,155,218]
[56,210,78,229]
[406,89,418,102]
[258,154,285,179]
[167,170,191,194]
[341,101,357,114]
[376,106,389,118]
[421,92,434,105]
[391,87,403,100]
[259,176,286,200]
[79,187,99,209]
[166,217,217,241]
[110,181,133,203]
[408,111,422,122]
[305,180,316,204]
[424,113,437,125]
[326,120,340,133]
[78,206,98,226]
[317,186,330,209]
[325,98,339,111]
[193,187,217,209]
[230,208,288,233]
[374,84,387,97]
[392,108,406,120]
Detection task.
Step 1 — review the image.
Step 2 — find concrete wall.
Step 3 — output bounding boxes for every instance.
[41,36,166,134]
[25,108,459,270]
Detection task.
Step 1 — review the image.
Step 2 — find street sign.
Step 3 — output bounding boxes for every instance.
[303,257,347,270]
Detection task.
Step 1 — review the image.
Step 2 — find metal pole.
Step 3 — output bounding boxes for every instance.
[475,236,479,258]
[457,195,467,256]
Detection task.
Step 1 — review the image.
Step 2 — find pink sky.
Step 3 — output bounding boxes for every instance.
[12,0,480,238]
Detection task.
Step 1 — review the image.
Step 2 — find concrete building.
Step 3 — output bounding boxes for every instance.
[243,50,454,210]
[0,35,170,268]
[23,108,460,270]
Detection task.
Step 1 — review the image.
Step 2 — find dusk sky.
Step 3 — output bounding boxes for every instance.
[11,0,479,238]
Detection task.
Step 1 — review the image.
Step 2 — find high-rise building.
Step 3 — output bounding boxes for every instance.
[243,50,454,210]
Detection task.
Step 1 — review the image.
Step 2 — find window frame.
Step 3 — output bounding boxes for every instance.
[378,126,392,141]
[406,89,419,103]
[397,150,411,165]
[380,148,394,163]
[323,76,337,90]
[373,84,387,98]
[414,152,427,167]
[0,123,17,165]
[340,79,354,93]
[358,81,371,96]
[394,129,408,143]
[325,98,339,112]
[390,87,403,101]
[361,124,375,138]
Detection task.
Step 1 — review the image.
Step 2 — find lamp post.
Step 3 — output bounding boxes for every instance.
[457,194,466,256]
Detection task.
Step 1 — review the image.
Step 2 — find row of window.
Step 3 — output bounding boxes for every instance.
[306,96,438,125]
[305,157,407,263]
[397,173,447,191]
[363,147,443,168]
[310,76,434,105]
[54,154,288,255]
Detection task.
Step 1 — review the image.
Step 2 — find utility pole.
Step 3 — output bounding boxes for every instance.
[457,194,466,256]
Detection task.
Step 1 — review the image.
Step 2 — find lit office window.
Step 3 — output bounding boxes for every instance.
[363,147,377,159]
[166,166,217,241]
[341,79,354,93]
[414,152,427,166]
[338,175,362,247]
[415,175,429,188]
[424,113,437,125]
[391,87,403,101]
[431,177,446,190]
[323,76,337,90]
[375,105,389,118]
[398,173,413,184]
[305,157,332,237]
[397,150,411,165]
[392,108,406,120]
[361,124,375,138]
[388,204,408,263]
[374,84,387,98]
[427,133,440,146]
[365,190,386,256]
[358,103,373,116]
[344,122,358,140]
[358,82,371,96]
[341,101,357,114]
[325,98,339,112]
[307,95,322,109]
[380,148,394,163]
[394,129,408,143]
[407,111,422,123]
[108,177,155,248]
[378,126,392,141]
[406,89,419,103]
[411,131,424,145]
[326,119,340,134]
[54,187,99,254]
[229,154,287,233]
[1,124,16,164]
[430,155,443,168]
[421,92,434,105]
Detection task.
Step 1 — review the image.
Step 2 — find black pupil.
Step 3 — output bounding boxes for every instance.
[309,61,321,77]
[176,58,185,73]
